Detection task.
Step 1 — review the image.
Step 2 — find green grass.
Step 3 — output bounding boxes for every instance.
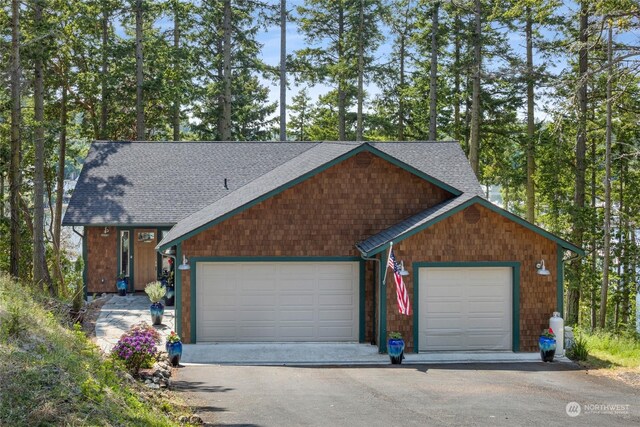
[578,330,640,369]
[0,274,191,426]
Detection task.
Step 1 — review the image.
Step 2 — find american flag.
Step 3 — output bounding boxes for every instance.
[387,248,411,315]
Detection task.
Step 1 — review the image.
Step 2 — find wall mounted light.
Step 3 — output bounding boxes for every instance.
[536,260,551,276]
[101,226,110,237]
[399,261,410,276]
[178,255,191,270]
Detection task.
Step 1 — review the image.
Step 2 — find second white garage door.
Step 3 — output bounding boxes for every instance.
[196,262,359,342]
[418,267,512,351]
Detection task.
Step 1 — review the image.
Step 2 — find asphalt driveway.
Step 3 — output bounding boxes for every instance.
[174,362,639,426]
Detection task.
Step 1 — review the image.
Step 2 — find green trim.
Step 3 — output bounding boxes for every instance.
[412,270,419,353]
[379,249,387,353]
[175,244,182,338]
[557,245,564,316]
[190,256,362,263]
[158,143,464,251]
[363,196,584,257]
[359,260,366,343]
[188,257,363,344]
[190,259,197,344]
[411,262,521,352]
[82,231,88,300]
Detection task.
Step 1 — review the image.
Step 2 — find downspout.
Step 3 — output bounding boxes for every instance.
[558,247,583,320]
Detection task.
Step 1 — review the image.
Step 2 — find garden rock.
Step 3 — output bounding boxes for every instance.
[189,415,203,424]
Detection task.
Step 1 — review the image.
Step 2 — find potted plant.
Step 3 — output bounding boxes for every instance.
[116,274,127,296]
[388,332,405,364]
[539,328,556,362]
[160,270,175,307]
[165,331,182,367]
[145,281,167,325]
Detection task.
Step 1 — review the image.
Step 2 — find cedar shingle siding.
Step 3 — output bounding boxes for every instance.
[86,227,118,293]
[177,152,558,351]
[179,152,452,343]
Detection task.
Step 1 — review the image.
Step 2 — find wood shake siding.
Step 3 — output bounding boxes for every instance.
[389,204,557,352]
[179,152,453,342]
[86,226,118,293]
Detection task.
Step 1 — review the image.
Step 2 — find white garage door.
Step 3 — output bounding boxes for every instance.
[418,267,512,351]
[196,262,359,342]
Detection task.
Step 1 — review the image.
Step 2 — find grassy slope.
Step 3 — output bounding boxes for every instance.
[580,331,640,369]
[0,274,187,426]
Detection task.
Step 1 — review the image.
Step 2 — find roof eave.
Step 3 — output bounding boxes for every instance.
[156,143,468,251]
[359,196,584,257]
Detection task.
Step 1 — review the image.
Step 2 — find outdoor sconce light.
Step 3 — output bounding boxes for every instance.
[536,260,551,276]
[399,261,410,276]
[178,255,191,270]
[101,227,110,237]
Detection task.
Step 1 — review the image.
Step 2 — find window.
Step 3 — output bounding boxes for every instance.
[120,231,130,278]
[137,232,155,242]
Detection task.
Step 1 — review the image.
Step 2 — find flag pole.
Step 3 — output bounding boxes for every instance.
[382,242,393,286]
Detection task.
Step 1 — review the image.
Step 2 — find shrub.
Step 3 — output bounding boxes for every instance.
[144,281,166,303]
[566,335,589,361]
[111,323,159,374]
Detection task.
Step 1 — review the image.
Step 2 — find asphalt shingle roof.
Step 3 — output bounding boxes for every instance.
[355,194,476,255]
[63,141,320,226]
[157,142,361,248]
[64,140,486,251]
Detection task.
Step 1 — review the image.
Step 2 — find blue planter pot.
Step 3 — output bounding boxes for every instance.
[165,286,175,307]
[539,336,556,362]
[150,302,165,326]
[166,341,182,367]
[116,279,127,296]
[388,338,405,364]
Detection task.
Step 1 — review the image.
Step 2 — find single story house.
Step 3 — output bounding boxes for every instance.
[63,141,582,353]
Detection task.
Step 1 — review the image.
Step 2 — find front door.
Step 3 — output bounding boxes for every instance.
[134,229,157,291]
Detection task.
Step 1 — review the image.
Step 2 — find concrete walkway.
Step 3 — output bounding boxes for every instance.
[182,343,563,365]
[93,298,567,365]
[95,294,175,353]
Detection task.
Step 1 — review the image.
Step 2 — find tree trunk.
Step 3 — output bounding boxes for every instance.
[53,72,68,291]
[337,4,346,141]
[567,2,589,326]
[280,0,287,141]
[600,22,613,329]
[9,0,22,278]
[428,2,439,141]
[590,138,597,330]
[100,6,109,139]
[135,0,145,140]
[453,12,461,144]
[33,0,53,293]
[356,0,364,141]
[173,3,180,141]
[398,33,405,141]
[525,9,535,223]
[221,0,232,141]
[468,0,481,175]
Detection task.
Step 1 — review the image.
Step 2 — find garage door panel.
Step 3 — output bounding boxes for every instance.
[197,262,359,342]
[419,267,512,351]
[425,301,463,313]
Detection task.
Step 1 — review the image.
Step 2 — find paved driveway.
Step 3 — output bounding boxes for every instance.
[174,363,639,426]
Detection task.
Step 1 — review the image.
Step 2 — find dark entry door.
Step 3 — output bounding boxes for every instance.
[134,229,157,290]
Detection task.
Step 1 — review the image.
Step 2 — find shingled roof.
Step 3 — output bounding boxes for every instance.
[154,141,483,249]
[63,141,320,226]
[63,140,490,252]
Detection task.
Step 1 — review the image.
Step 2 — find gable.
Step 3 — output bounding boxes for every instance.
[181,151,455,258]
[158,142,478,249]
